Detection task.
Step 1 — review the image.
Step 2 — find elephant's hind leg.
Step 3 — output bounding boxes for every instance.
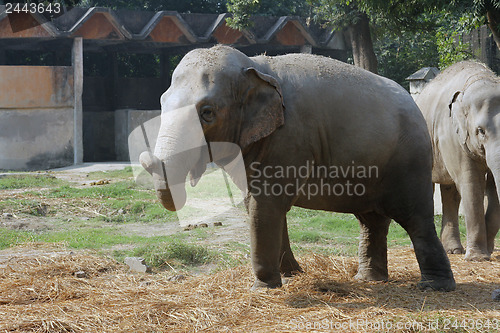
[440,184,464,254]
[354,212,390,282]
[395,212,456,291]
[485,172,500,254]
[279,217,303,277]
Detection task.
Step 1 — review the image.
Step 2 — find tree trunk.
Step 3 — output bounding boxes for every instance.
[487,10,500,51]
[348,12,378,74]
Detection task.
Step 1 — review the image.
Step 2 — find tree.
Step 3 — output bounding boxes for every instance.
[310,1,453,74]
[227,0,447,74]
[77,0,227,13]
[375,28,439,90]
[484,1,500,49]
[226,0,311,29]
[453,0,500,50]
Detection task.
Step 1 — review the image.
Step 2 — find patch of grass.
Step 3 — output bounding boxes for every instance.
[133,241,215,268]
[287,207,418,256]
[0,199,51,216]
[43,181,149,199]
[38,227,139,249]
[95,200,178,224]
[288,209,359,244]
[186,168,246,201]
[0,174,67,189]
[0,226,184,251]
[0,227,138,250]
[87,166,134,179]
[0,228,34,249]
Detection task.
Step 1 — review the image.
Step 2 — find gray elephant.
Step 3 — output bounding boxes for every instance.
[140,45,455,291]
[416,61,500,261]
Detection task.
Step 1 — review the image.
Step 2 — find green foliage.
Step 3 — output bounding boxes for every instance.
[226,0,312,29]
[307,0,446,32]
[375,29,439,89]
[436,31,473,68]
[77,0,227,13]
[117,53,160,78]
[256,0,312,17]
[226,0,259,29]
[471,0,500,16]
[433,11,478,69]
[307,0,359,31]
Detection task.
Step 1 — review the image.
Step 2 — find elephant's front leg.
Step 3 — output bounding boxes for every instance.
[485,172,500,254]
[248,195,287,289]
[279,217,302,277]
[440,183,464,254]
[355,212,390,281]
[459,175,489,261]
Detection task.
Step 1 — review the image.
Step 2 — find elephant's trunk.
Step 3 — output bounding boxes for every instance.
[140,104,210,211]
[139,151,188,211]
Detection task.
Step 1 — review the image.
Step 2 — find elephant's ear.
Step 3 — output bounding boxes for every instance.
[449,91,469,145]
[239,67,285,148]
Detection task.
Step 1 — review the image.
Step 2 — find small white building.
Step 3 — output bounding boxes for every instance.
[406,67,440,99]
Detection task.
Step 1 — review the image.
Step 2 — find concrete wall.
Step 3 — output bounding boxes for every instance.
[114,78,165,110]
[0,66,75,170]
[115,109,160,161]
[82,76,165,161]
[83,111,116,162]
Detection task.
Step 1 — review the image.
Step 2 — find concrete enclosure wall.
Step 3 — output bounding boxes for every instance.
[0,66,75,170]
[82,77,165,161]
[115,109,160,162]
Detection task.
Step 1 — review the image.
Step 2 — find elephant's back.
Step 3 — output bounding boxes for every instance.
[258,53,430,173]
[416,61,493,130]
[255,53,421,123]
[418,61,495,109]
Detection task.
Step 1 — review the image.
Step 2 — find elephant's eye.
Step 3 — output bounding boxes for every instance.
[200,105,215,123]
[477,127,486,137]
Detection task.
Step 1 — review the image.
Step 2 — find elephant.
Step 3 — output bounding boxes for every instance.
[139,45,455,291]
[415,61,500,261]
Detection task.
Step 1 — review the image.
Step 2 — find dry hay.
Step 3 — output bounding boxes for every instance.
[1,243,500,332]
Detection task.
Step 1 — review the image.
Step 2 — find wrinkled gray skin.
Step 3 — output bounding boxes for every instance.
[416,61,500,261]
[140,45,455,291]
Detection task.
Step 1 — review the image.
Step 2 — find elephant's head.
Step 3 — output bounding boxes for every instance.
[139,46,284,211]
[448,73,500,190]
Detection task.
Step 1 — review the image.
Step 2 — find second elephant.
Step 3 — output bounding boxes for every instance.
[416,61,500,261]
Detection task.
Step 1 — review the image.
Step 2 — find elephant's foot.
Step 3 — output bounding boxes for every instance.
[464,249,490,261]
[418,275,456,291]
[487,238,496,255]
[251,278,282,290]
[445,246,465,254]
[354,267,388,282]
[280,258,303,277]
[442,239,465,254]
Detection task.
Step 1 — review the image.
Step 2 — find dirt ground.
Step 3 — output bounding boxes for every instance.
[0,163,250,245]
